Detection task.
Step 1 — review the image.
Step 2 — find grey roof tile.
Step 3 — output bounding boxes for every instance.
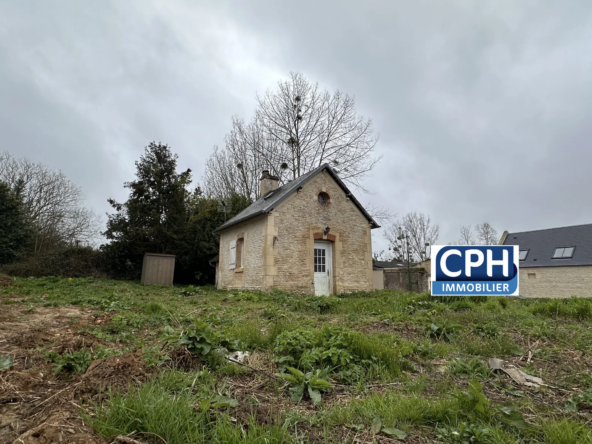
[215,163,379,232]
[502,223,592,268]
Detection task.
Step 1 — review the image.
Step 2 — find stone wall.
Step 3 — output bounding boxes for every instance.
[217,214,267,290]
[518,265,592,298]
[383,268,429,293]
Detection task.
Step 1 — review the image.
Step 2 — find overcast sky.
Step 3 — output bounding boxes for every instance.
[2,1,591,253]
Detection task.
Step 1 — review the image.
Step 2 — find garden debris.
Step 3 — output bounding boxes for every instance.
[228,350,250,363]
[215,347,250,363]
[487,358,544,387]
[11,410,105,444]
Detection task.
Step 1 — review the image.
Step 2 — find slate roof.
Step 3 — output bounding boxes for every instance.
[214,163,380,232]
[502,223,592,268]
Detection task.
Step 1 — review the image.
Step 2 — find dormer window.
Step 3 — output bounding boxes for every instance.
[519,250,529,261]
[553,247,575,259]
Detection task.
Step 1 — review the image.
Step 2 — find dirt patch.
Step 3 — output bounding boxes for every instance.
[0,275,13,287]
[9,410,106,444]
[78,351,154,398]
[0,352,151,443]
[233,401,281,426]
[165,348,202,372]
[0,304,148,443]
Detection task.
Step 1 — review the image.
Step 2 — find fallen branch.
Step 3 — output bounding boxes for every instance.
[225,357,283,381]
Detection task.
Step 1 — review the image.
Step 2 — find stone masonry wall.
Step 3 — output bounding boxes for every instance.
[383,268,429,293]
[217,215,267,291]
[518,265,592,298]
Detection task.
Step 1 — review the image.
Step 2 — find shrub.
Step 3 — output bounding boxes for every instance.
[0,246,109,278]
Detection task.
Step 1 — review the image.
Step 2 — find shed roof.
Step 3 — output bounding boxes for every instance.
[502,223,592,268]
[214,163,380,232]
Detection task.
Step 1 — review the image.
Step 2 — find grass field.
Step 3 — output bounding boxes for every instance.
[1,276,592,443]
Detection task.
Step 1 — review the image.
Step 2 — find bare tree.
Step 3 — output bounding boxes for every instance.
[452,223,498,246]
[455,225,477,245]
[384,212,439,262]
[204,72,380,200]
[0,152,101,253]
[475,222,499,245]
[373,249,394,262]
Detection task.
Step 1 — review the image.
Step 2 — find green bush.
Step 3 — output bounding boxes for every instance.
[0,246,109,278]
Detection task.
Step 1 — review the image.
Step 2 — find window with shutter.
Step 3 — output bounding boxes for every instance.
[229,240,236,269]
[236,238,244,268]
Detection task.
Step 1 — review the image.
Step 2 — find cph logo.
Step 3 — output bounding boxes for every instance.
[431,246,519,296]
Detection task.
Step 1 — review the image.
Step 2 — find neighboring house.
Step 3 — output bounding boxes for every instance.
[500,224,592,298]
[213,164,379,295]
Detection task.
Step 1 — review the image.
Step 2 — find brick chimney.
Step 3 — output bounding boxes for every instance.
[260,170,279,197]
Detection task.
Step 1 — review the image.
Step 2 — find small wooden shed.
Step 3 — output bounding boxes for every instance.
[141,253,176,286]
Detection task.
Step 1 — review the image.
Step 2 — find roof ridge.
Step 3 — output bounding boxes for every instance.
[508,223,592,236]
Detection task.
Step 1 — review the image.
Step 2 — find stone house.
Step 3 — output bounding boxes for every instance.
[213,164,379,295]
[499,224,592,298]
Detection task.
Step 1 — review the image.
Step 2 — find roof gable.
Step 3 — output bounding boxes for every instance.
[215,164,379,232]
[502,223,592,267]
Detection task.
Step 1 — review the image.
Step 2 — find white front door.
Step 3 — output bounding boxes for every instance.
[313,241,332,296]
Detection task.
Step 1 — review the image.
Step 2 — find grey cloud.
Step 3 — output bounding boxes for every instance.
[2,0,591,251]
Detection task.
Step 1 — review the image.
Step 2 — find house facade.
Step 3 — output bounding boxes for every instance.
[214,164,379,295]
[500,224,592,298]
